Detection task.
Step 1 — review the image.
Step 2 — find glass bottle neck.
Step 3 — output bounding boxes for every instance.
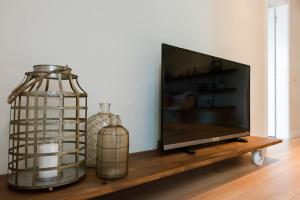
[99,103,111,113]
[110,115,119,126]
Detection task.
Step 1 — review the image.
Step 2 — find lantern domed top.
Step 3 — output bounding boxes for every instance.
[33,64,71,73]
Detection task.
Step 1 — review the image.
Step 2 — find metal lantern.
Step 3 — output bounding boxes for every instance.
[96,115,129,179]
[7,65,87,190]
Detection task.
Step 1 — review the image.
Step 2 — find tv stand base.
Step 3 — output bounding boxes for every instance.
[181,147,196,155]
[237,138,248,142]
[234,137,249,143]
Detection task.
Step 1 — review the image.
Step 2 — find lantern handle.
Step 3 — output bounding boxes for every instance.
[7,68,68,104]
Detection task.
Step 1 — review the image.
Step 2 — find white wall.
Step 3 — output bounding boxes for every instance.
[289,0,300,138]
[268,7,276,137]
[0,0,267,175]
[268,4,289,139]
[276,5,290,139]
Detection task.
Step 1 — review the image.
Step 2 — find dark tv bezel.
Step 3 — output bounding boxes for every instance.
[160,43,250,151]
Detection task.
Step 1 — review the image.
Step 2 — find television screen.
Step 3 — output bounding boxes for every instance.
[161,44,250,150]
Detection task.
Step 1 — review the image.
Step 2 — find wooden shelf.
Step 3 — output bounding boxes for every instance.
[0,136,282,200]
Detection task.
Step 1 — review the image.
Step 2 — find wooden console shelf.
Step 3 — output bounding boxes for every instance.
[0,136,282,200]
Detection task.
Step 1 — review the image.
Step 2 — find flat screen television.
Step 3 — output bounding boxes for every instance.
[161,44,250,150]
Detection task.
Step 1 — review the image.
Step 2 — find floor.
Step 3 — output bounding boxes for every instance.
[95,138,300,200]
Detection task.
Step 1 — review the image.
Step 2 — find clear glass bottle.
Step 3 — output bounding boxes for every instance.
[87,103,114,167]
[96,115,129,179]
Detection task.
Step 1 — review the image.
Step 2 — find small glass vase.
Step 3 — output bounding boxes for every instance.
[87,103,121,167]
[96,115,129,179]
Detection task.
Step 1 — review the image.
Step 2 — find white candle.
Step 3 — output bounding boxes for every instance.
[38,143,59,179]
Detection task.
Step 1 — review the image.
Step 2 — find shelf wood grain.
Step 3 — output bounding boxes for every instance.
[0,136,282,200]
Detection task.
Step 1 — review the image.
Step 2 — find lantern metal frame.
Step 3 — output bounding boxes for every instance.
[7,65,87,190]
